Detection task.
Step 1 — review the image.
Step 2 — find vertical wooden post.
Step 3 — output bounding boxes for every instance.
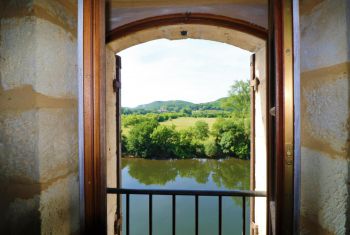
[250,53,256,235]
[282,0,295,234]
[82,0,106,234]
[114,55,122,235]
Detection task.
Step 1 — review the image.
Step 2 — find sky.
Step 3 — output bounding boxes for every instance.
[118,39,251,108]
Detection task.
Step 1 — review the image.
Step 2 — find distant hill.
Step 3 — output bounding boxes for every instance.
[136,100,195,112]
[124,98,228,113]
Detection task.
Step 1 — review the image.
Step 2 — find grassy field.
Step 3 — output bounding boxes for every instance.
[122,117,218,135]
[161,117,217,130]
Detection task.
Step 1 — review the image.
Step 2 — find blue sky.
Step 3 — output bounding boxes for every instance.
[118,39,251,108]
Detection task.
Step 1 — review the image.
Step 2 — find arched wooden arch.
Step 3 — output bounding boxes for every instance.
[105,11,269,235]
[105,11,270,235]
[106,13,268,43]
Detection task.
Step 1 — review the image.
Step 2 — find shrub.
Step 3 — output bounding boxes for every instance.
[121,134,128,154]
[204,139,220,157]
[126,119,159,158]
[150,125,179,158]
[193,121,209,140]
[212,118,250,159]
[122,114,156,127]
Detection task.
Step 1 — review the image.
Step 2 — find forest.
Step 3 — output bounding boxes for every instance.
[121,80,250,159]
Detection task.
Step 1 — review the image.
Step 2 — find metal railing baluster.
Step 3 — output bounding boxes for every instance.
[149,194,153,235]
[242,196,246,235]
[219,195,222,235]
[195,195,199,235]
[106,188,266,235]
[126,194,130,235]
[172,195,176,235]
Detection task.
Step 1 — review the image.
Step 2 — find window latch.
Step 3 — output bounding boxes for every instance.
[250,77,260,92]
[113,78,121,93]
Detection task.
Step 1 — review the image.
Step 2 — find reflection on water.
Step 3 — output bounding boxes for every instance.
[122,158,250,235]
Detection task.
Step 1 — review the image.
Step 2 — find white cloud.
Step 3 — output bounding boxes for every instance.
[118,39,251,108]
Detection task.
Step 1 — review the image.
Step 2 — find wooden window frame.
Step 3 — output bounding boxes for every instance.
[268,0,300,234]
[80,0,107,234]
[79,1,300,234]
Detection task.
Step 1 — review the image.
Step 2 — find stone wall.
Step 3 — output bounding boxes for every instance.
[0,0,79,234]
[299,0,350,234]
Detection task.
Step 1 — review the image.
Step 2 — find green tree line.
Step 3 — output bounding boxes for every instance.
[121,80,250,160]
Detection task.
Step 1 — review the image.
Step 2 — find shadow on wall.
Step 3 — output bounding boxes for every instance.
[0,104,41,233]
[0,0,79,234]
[0,87,80,234]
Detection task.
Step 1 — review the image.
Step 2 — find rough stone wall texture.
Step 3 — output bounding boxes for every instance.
[299,0,350,234]
[0,0,79,234]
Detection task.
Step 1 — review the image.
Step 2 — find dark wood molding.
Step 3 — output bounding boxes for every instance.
[270,0,284,234]
[106,13,268,43]
[83,0,106,234]
[268,0,297,234]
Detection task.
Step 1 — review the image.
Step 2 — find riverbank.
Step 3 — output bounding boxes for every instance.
[121,155,250,161]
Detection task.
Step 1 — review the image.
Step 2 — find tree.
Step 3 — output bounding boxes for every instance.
[221,80,250,118]
[150,125,179,158]
[176,129,201,158]
[121,133,128,154]
[126,119,159,158]
[180,107,192,116]
[204,139,220,157]
[211,118,250,159]
[220,80,251,137]
[193,121,209,140]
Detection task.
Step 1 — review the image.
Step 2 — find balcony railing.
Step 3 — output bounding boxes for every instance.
[107,188,266,235]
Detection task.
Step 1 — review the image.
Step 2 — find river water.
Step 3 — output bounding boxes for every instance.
[121,158,250,235]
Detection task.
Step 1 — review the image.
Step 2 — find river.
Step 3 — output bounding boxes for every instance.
[121,158,250,235]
